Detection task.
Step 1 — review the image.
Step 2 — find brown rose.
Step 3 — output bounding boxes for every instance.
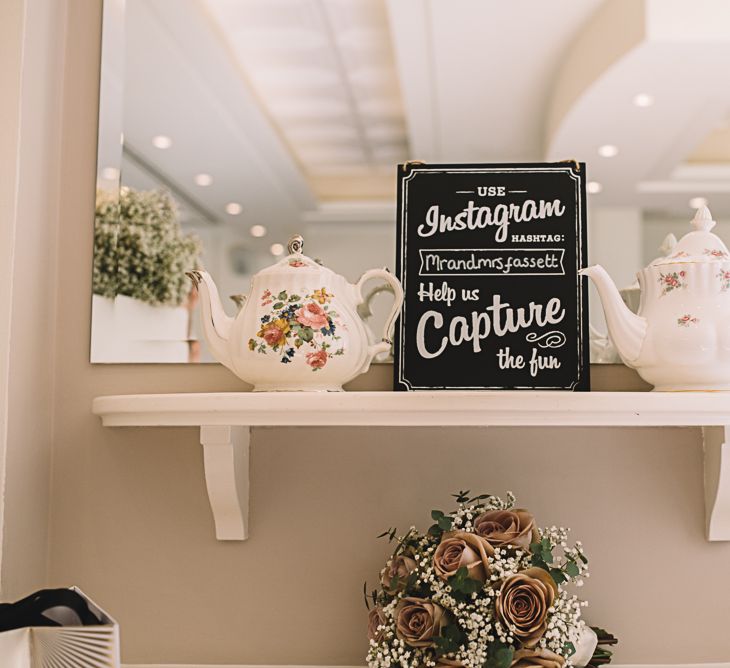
[495,568,557,647]
[367,606,387,643]
[433,530,493,583]
[380,552,418,594]
[395,597,448,648]
[511,648,565,668]
[474,509,539,550]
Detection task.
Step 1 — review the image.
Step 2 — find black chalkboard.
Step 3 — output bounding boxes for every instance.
[394,162,589,391]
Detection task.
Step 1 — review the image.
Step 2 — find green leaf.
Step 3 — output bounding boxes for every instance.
[565,561,580,577]
[451,490,470,503]
[299,327,314,342]
[377,527,398,541]
[428,523,442,537]
[277,291,287,300]
[460,577,482,594]
[486,643,514,668]
[550,568,567,585]
[289,295,300,301]
[531,554,545,568]
[563,641,575,658]
[434,622,465,657]
[431,509,453,530]
[447,566,482,598]
[468,493,493,503]
[434,637,455,657]
[273,302,284,309]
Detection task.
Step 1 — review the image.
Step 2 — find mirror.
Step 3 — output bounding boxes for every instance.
[92,0,730,364]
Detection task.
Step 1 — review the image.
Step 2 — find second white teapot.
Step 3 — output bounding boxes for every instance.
[583,206,730,390]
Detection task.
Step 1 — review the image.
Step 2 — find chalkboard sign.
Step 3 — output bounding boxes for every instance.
[394,162,589,391]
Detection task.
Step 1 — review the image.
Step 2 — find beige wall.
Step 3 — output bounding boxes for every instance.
[0,0,64,600]
[26,2,730,666]
[0,0,25,596]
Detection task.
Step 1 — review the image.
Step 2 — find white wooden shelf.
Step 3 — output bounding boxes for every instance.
[92,391,730,542]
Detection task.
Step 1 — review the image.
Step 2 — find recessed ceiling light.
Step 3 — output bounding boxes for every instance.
[152,135,172,149]
[689,196,708,209]
[225,202,242,215]
[101,166,119,180]
[633,93,654,107]
[194,173,213,187]
[270,243,285,256]
[598,144,618,158]
[586,181,602,194]
[250,224,267,238]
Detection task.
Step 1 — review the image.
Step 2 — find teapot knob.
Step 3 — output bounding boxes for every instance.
[288,234,304,255]
[691,205,716,232]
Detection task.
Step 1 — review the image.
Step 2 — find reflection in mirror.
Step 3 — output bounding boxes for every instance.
[91,0,730,364]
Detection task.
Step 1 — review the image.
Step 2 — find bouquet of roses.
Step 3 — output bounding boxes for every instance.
[366,492,616,668]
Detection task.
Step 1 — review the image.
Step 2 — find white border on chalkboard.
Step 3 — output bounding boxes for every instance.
[397,165,585,391]
[417,248,567,277]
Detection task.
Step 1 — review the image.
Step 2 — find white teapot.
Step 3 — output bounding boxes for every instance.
[188,235,403,391]
[582,206,730,390]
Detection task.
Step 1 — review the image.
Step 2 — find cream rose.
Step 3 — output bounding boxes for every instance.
[511,648,565,668]
[433,531,493,583]
[395,597,448,648]
[367,606,386,643]
[474,509,539,550]
[380,552,418,594]
[570,627,598,667]
[495,568,557,647]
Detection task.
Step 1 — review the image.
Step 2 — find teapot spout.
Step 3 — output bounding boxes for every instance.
[580,265,647,365]
[187,270,235,371]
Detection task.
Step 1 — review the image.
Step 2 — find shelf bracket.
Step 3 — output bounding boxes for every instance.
[199,425,250,541]
[702,426,730,541]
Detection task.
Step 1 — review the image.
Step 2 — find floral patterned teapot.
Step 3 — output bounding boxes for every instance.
[188,235,403,391]
[582,206,730,390]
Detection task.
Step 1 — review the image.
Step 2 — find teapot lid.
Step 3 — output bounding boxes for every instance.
[255,234,336,276]
[651,206,730,265]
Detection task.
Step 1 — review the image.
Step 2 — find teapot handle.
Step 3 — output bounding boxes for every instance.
[354,268,404,365]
